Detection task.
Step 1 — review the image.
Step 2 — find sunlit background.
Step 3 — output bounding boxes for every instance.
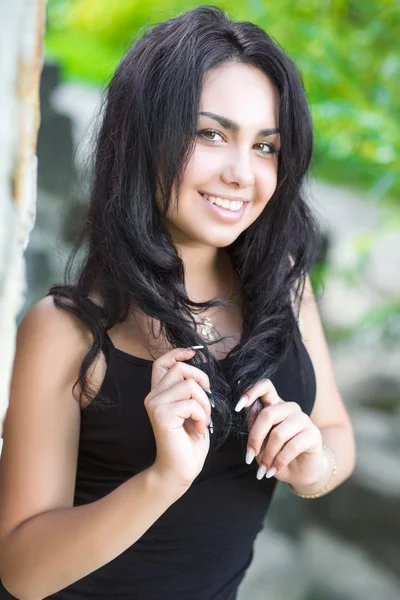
[24,1,400,598]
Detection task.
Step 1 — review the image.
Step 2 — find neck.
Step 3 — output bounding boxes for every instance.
[175,241,232,304]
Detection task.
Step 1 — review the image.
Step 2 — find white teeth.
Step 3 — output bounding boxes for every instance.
[202,193,244,212]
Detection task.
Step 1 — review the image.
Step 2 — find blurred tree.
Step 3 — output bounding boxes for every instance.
[45,0,399,206]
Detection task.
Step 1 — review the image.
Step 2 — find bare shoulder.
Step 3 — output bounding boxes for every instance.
[0,295,106,539]
[18,294,92,361]
[18,295,107,400]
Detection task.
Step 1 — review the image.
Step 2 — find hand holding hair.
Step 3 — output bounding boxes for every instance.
[145,347,213,491]
[235,379,330,490]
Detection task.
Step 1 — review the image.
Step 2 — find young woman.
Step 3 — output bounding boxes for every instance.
[0,6,355,600]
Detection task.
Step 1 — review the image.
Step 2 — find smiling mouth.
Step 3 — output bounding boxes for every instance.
[199,192,245,212]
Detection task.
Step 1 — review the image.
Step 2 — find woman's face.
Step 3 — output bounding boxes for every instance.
[164,62,280,249]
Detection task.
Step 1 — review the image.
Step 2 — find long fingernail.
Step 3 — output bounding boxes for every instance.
[205,390,215,408]
[265,467,277,479]
[245,448,255,464]
[189,345,204,350]
[235,396,247,412]
[256,465,266,480]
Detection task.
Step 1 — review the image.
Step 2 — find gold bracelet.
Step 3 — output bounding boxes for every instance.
[287,445,337,499]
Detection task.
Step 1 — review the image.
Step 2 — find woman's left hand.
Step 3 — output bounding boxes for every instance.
[236,378,324,485]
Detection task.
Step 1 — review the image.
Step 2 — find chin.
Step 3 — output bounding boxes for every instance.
[169,219,244,248]
[197,231,242,249]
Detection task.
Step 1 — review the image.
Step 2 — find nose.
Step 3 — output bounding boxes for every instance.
[221,148,255,188]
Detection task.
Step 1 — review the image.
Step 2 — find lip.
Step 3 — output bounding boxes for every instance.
[198,192,248,223]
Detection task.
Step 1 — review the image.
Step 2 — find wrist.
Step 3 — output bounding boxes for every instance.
[145,465,190,503]
[288,445,336,497]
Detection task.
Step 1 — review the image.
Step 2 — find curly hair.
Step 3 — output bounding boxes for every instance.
[49,5,320,447]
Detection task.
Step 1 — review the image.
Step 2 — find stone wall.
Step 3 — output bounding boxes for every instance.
[0,0,46,439]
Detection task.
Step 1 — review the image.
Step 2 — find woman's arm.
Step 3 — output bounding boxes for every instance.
[0,298,182,600]
[293,274,356,495]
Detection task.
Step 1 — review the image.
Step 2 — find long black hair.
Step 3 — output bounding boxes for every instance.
[49,5,320,446]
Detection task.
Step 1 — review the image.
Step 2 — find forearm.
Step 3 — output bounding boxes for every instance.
[0,467,183,600]
[290,423,356,497]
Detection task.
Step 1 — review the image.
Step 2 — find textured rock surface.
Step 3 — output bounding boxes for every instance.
[302,526,400,600]
[238,527,310,600]
[0,0,46,438]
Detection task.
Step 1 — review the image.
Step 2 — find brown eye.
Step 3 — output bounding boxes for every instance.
[197,129,223,143]
[254,142,277,156]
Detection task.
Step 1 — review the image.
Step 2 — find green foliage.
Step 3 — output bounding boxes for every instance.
[45,0,233,82]
[45,0,400,206]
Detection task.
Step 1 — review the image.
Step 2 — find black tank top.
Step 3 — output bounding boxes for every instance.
[0,327,316,600]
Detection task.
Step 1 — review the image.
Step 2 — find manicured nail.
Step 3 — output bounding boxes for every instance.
[265,467,277,479]
[256,465,266,480]
[205,390,215,408]
[235,396,247,412]
[245,448,255,465]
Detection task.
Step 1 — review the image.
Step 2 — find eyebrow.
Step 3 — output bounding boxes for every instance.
[199,111,280,137]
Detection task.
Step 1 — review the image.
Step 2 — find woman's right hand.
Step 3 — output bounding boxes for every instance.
[144,348,212,492]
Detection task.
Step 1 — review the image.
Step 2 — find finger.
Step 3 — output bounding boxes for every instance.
[153,361,211,396]
[146,378,212,425]
[258,414,308,472]
[161,399,209,435]
[235,378,281,412]
[247,402,301,457]
[265,430,316,477]
[151,348,196,388]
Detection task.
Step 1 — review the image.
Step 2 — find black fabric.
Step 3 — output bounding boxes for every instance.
[0,328,316,600]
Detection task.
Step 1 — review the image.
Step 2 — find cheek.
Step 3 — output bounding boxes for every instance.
[183,146,216,186]
[252,162,278,213]
[259,160,278,193]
